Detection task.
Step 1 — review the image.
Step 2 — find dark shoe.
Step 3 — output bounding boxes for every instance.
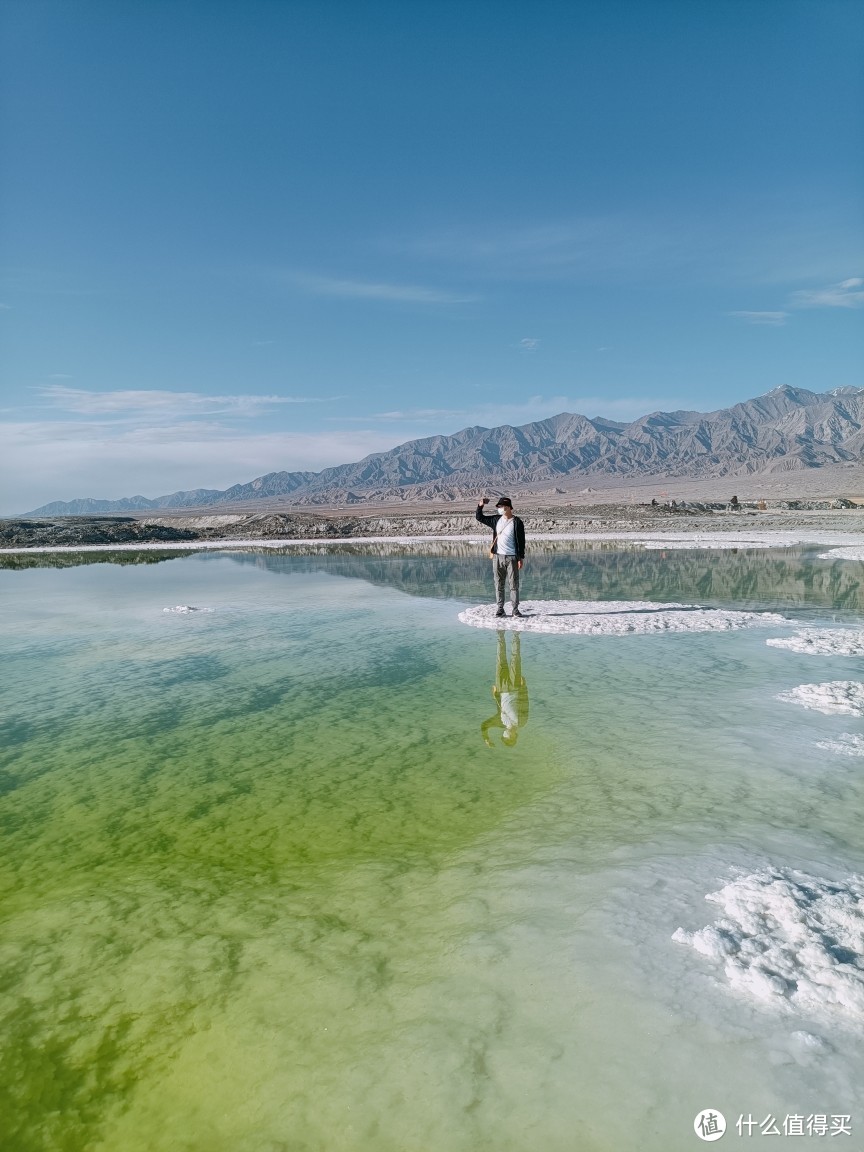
[495,608,506,617]
[511,608,524,617]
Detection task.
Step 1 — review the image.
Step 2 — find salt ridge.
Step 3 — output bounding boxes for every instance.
[776,681,864,716]
[767,629,864,656]
[672,868,864,1022]
[458,600,787,635]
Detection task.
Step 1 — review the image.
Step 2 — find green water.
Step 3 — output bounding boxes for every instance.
[2,546,863,1152]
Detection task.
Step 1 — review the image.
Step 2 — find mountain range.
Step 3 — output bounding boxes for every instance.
[27,385,864,515]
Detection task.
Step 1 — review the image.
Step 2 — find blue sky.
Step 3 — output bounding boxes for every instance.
[1,0,863,511]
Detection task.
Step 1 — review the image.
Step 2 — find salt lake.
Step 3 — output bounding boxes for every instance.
[2,542,863,1151]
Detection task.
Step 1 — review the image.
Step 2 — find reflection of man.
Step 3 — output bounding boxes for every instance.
[475,496,525,617]
[482,631,529,747]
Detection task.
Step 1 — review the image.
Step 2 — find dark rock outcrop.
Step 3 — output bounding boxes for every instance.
[0,518,200,548]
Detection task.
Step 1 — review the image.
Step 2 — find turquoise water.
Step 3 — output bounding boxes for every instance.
[2,545,863,1151]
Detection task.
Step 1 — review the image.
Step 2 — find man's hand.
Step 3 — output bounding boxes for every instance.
[517,560,523,570]
[478,497,488,507]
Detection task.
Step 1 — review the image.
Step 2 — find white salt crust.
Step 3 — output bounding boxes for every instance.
[790,1030,830,1050]
[673,868,864,1021]
[767,629,864,657]
[815,734,864,757]
[162,605,214,614]
[776,681,864,716]
[458,600,787,635]
[818,547,864,561]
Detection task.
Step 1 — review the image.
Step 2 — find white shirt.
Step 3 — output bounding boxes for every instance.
[496,514,517,555]
[500,691,519,729]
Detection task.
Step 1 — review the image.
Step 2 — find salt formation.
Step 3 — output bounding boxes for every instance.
[818,547,864,562]
[767,629,864,656]
[790,1030,830,1050]
[815,733,864,757]
[673,868,864,1021]
[458,600,787,635]
[162,605,214,614]
[776,681,864,716]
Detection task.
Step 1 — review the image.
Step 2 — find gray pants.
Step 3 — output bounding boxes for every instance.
[493,554,520,609]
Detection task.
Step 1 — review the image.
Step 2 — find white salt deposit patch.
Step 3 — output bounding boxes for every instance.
[162,605,214,614]
[818,547,864,561]
[815,733,864,757]
[458,600,787,635]
[776,681,864,716]
[767,629,864,656]
[791,1030,831,1051]
[673,868,864,1022]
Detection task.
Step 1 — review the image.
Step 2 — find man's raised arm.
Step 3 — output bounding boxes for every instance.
[476,497,498,527]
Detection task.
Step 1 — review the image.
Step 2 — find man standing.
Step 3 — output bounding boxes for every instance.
[475,496,526,617]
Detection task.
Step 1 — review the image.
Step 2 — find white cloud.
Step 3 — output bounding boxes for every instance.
[517,338,539,352]
[37,385,330,418]
[0,387,350,511]
[291,272,478,304]
[0,421,402,514]
[728,311,788,326]
[791,278,864,309]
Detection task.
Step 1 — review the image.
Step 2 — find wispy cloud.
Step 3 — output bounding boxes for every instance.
[335,394,665,428]
[37,386,331,418]
[0,421,401,514]
[384,209,864,288]
[516,338,539,352]
[291,272,478,304]
[728,311,788,326]
[791,277,864,309]
[1,386,351,511]
[727,276,864,326]
[389,216,683,281]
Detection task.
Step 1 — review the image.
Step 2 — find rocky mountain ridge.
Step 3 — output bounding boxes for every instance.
[27,385,864,515]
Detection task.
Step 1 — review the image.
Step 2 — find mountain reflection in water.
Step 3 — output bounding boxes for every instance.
[225,545,864,614]
[1,542,862,613]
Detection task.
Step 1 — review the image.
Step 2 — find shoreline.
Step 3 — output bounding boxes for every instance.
[4,528,864,555]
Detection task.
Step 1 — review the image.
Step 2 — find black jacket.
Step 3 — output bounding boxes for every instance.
[475,506,526,560]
